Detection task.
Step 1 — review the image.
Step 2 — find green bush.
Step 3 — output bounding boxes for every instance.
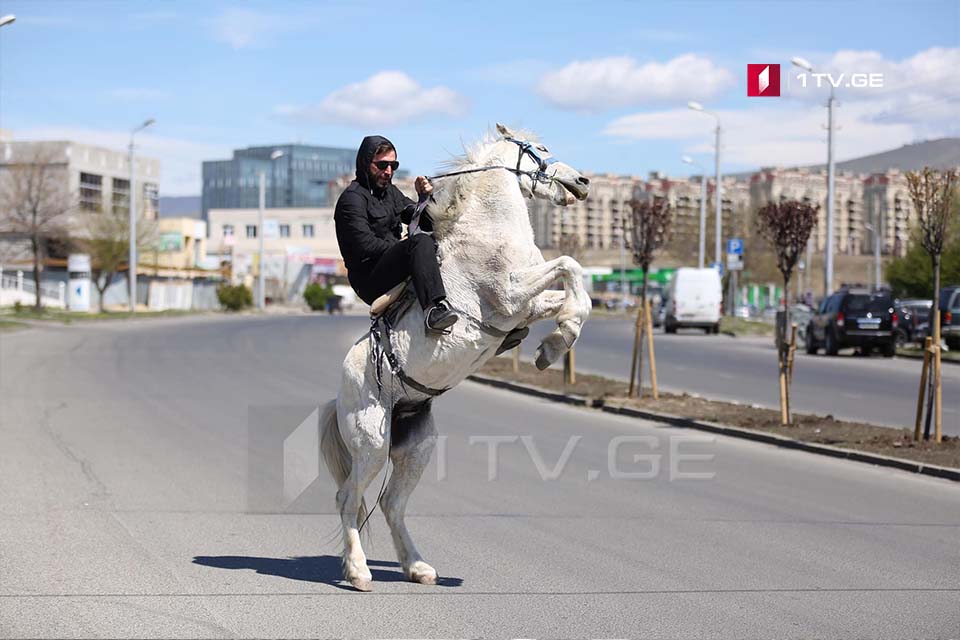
[303,283,334,311]
[888,239,960,298]
[217,284,253,311]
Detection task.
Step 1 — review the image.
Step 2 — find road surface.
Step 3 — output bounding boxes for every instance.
[1,315,958,637]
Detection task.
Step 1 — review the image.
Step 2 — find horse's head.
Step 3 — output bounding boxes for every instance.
[492,123,590,206]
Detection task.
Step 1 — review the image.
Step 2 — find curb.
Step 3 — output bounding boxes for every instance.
[467,373,960,483]
[895,350,960,366]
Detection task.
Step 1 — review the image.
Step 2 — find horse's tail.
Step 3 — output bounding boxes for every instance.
[319,399,369,536]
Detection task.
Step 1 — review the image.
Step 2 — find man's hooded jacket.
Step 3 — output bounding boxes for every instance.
[334,135,419,293]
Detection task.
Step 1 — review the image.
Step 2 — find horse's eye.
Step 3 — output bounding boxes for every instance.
[536,145,548,153]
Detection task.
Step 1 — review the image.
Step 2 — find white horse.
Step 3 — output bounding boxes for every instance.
[319,123,591,591]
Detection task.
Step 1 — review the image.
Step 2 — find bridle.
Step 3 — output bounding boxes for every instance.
[426,137,559,192]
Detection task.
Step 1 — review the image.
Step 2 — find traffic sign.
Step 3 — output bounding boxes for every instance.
[710,261,725,276]
[727,238,743,255]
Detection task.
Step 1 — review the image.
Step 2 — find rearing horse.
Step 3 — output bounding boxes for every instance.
[320,123,591,591]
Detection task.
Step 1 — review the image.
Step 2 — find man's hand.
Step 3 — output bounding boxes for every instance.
[414,176,433,197]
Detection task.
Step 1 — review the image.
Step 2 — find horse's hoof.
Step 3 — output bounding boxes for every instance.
[534,348,551,370]
[349,577,373,592]
[408,562,437,585]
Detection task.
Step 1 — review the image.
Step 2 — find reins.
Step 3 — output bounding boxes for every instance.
[426,137,558,190]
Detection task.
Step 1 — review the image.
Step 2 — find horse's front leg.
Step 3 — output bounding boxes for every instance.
[503,257,591,369]
[380,404,438,585]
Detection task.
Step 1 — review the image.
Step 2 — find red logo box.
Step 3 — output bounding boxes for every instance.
[747,64,780,97]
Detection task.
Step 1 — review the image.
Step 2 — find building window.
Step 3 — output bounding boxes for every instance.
[80,172,103,211]
[223,224,234,237]
[144,183,159,219]
[246,225,257,238]
[302,223,315,238]
[279,224,290,238]
[112,177,130,214]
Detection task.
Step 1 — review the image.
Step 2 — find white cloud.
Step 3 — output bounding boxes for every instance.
[212,8,285,49]
[108,88,170,102]
[604,102,922,169]
[605,47,960,170]
[274,71,468,128]
[784,46,960,111]
[11,126,231,196]
[537,55,735,111]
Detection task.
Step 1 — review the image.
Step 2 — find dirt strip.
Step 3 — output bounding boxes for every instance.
[478,356,960,470]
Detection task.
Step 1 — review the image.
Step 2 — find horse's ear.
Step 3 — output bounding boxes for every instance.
[496,123,514,138]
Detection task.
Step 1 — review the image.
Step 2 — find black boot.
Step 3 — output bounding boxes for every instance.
[425,300,458,333]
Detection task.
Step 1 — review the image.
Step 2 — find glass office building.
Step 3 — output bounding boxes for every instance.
[201,144,357,220]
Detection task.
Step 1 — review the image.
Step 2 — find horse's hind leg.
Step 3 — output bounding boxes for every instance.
[381,403,438,585]
[336,383,391,592]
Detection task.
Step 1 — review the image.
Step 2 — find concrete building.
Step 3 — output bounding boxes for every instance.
[201,144,356,220]
[207,206,342,298]
[863,170,914,257]
[750,167,913,258]
[0,139,160,264]
[152,218,208,273]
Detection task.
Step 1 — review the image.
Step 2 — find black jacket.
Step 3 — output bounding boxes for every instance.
[334,135,417,289]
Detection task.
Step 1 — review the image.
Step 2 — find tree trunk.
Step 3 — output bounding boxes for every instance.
[779,276,791,424]
[628,271,648,397]
[31,234,42,310]
[931,254,942,442]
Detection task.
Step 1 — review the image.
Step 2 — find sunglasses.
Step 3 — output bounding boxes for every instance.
[373,160,400,171]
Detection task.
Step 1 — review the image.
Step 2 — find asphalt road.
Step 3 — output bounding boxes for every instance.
[527,315,960,436]
[2,315,959,638]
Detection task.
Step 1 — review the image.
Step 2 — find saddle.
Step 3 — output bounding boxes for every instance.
[370,279,417,326]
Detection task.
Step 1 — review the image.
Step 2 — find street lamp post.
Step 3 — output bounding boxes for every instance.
[688,102,722,269]
[128,118,155,313]
[0,14,16,27]
[682,155,707,269]
[257,150,284,310]
[792,56,836,296]
[864,221,881,292]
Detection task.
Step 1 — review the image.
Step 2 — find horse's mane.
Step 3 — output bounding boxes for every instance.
[437,126,541,172]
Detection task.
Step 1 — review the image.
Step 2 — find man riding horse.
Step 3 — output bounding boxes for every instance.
[335,135,459,333]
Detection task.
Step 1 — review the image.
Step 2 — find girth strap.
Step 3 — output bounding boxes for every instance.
[371,316,449,397]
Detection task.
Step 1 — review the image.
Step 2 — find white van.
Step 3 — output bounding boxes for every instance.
[663,268,723,334]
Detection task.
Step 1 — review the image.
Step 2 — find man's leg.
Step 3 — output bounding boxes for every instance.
[407,234,445,309]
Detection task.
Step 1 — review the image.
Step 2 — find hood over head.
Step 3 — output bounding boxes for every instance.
[355,135,394,191]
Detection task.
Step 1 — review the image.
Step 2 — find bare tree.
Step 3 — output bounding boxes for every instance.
[755,199,819,423]
[906,168,958,442]
[0,148,73,308]
[627,197,673,397]
[81,209,156,313]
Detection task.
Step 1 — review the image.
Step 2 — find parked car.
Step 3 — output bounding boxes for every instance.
[663,268,722,334]
[894,298,932,348]
[940,286,960,350]
[806,288,897,357]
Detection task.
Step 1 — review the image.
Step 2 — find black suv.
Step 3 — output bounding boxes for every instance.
[940,286,960,350]
[806,289,897,357]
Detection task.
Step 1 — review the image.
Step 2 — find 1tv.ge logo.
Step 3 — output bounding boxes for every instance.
[747,63,780,97]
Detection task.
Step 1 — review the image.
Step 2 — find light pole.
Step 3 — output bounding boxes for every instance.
[792,56,835,296]
[688,102,722,270]
[128,118,155,313]
[682,155,707,269]
[257,150,284,309]
[864,221,881,292]
[0,14,16,27]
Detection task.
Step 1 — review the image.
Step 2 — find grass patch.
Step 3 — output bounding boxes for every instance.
[720,316,774,336]
[0,307,208,324]
[0,320,27,332]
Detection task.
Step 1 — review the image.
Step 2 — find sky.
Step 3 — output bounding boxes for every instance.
[1,0,958,196]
